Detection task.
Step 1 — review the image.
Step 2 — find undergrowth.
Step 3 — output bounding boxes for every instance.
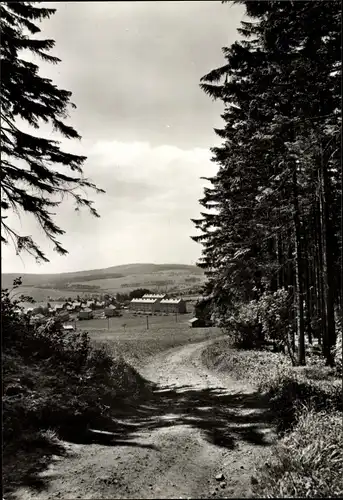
[253,409,343,498]
[2,286,151,494]
[202,336,343,498]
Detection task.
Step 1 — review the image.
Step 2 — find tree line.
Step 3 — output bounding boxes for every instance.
[192,0,341,366]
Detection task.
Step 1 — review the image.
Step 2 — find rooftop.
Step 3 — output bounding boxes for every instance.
[160,298,184,304]
[131,298,158,304]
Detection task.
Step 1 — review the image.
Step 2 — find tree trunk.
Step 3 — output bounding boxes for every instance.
[292,162,306,366]
[303,230,313,345]
[287,239,296,352]
[318,144,336,366]
[304,259,313,345]
[277,233,283,289]
[315,202,325,346]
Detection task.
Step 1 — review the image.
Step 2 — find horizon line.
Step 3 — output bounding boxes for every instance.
[1,261,199,276]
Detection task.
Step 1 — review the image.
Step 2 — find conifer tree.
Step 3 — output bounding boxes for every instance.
[1,2,104,262]
[193,0,341,365]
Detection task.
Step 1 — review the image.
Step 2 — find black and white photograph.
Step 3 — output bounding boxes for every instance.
[1,1,342,499]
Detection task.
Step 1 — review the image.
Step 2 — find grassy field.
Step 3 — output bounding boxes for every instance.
[72,271,204,294]
[15,287,85,303]
[77,312,223,367]
[2,263,205,302]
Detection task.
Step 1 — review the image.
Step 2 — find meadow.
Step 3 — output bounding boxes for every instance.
[76,312,223,367]
[2,263,205,303]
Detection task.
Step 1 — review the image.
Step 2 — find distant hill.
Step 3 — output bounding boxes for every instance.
[2,263,205,301]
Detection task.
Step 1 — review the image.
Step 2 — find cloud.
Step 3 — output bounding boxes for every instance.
[1,140,215,273]
[33,1,245,148]
[1,1,247,273]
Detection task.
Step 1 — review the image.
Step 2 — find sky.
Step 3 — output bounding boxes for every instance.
[2,1,246,274]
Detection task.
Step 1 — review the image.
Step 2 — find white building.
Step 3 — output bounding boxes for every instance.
[130,298,160,313]
[159,298,187,314]
[142,294,167,311]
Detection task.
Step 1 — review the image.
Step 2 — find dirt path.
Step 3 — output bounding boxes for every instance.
[12,339,275,500]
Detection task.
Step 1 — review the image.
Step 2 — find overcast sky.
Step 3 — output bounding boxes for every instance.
[2,1,246,274]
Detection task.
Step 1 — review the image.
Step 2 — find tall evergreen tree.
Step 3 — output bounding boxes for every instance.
[193,0,341,365]
[0,2,104,262]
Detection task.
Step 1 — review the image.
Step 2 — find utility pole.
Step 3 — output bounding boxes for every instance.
[146,315,149,329]
[108,316,109,330]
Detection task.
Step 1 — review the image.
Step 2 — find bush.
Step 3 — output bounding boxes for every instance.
[2,283,151,492]
[257,288,291,344]
[224,289,292,350]
[253,409,343,498]
[258,370,342,433]
[3,338,149,442]
[224,300,263,349]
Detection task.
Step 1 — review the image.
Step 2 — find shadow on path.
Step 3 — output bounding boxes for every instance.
[5,379,274,496]
[4,431,68,497]
[73,383,274,452]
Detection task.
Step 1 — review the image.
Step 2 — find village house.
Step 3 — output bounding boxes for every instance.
[63,324,75,332]
[78,308,93,320]
[56,311,70,322]
[28,306,43,315]
[30,313,47,326]
[72,301,82,312]
[104,304,117,317]
[95,301,105,309]
[54,304,64,314]
[189,317,206,328]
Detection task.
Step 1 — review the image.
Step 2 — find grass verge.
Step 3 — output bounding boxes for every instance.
[253,409,343,498]
[202,337,343,498]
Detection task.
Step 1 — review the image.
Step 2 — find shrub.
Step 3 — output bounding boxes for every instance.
[224,300,263,349]
[257,288,292,345]
[2,282,151,492]
[253,409,343,498]
[223,289,292,350]
[258,370,342,433]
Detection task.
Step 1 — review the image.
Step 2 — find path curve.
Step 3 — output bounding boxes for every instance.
[12,339,275,500]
